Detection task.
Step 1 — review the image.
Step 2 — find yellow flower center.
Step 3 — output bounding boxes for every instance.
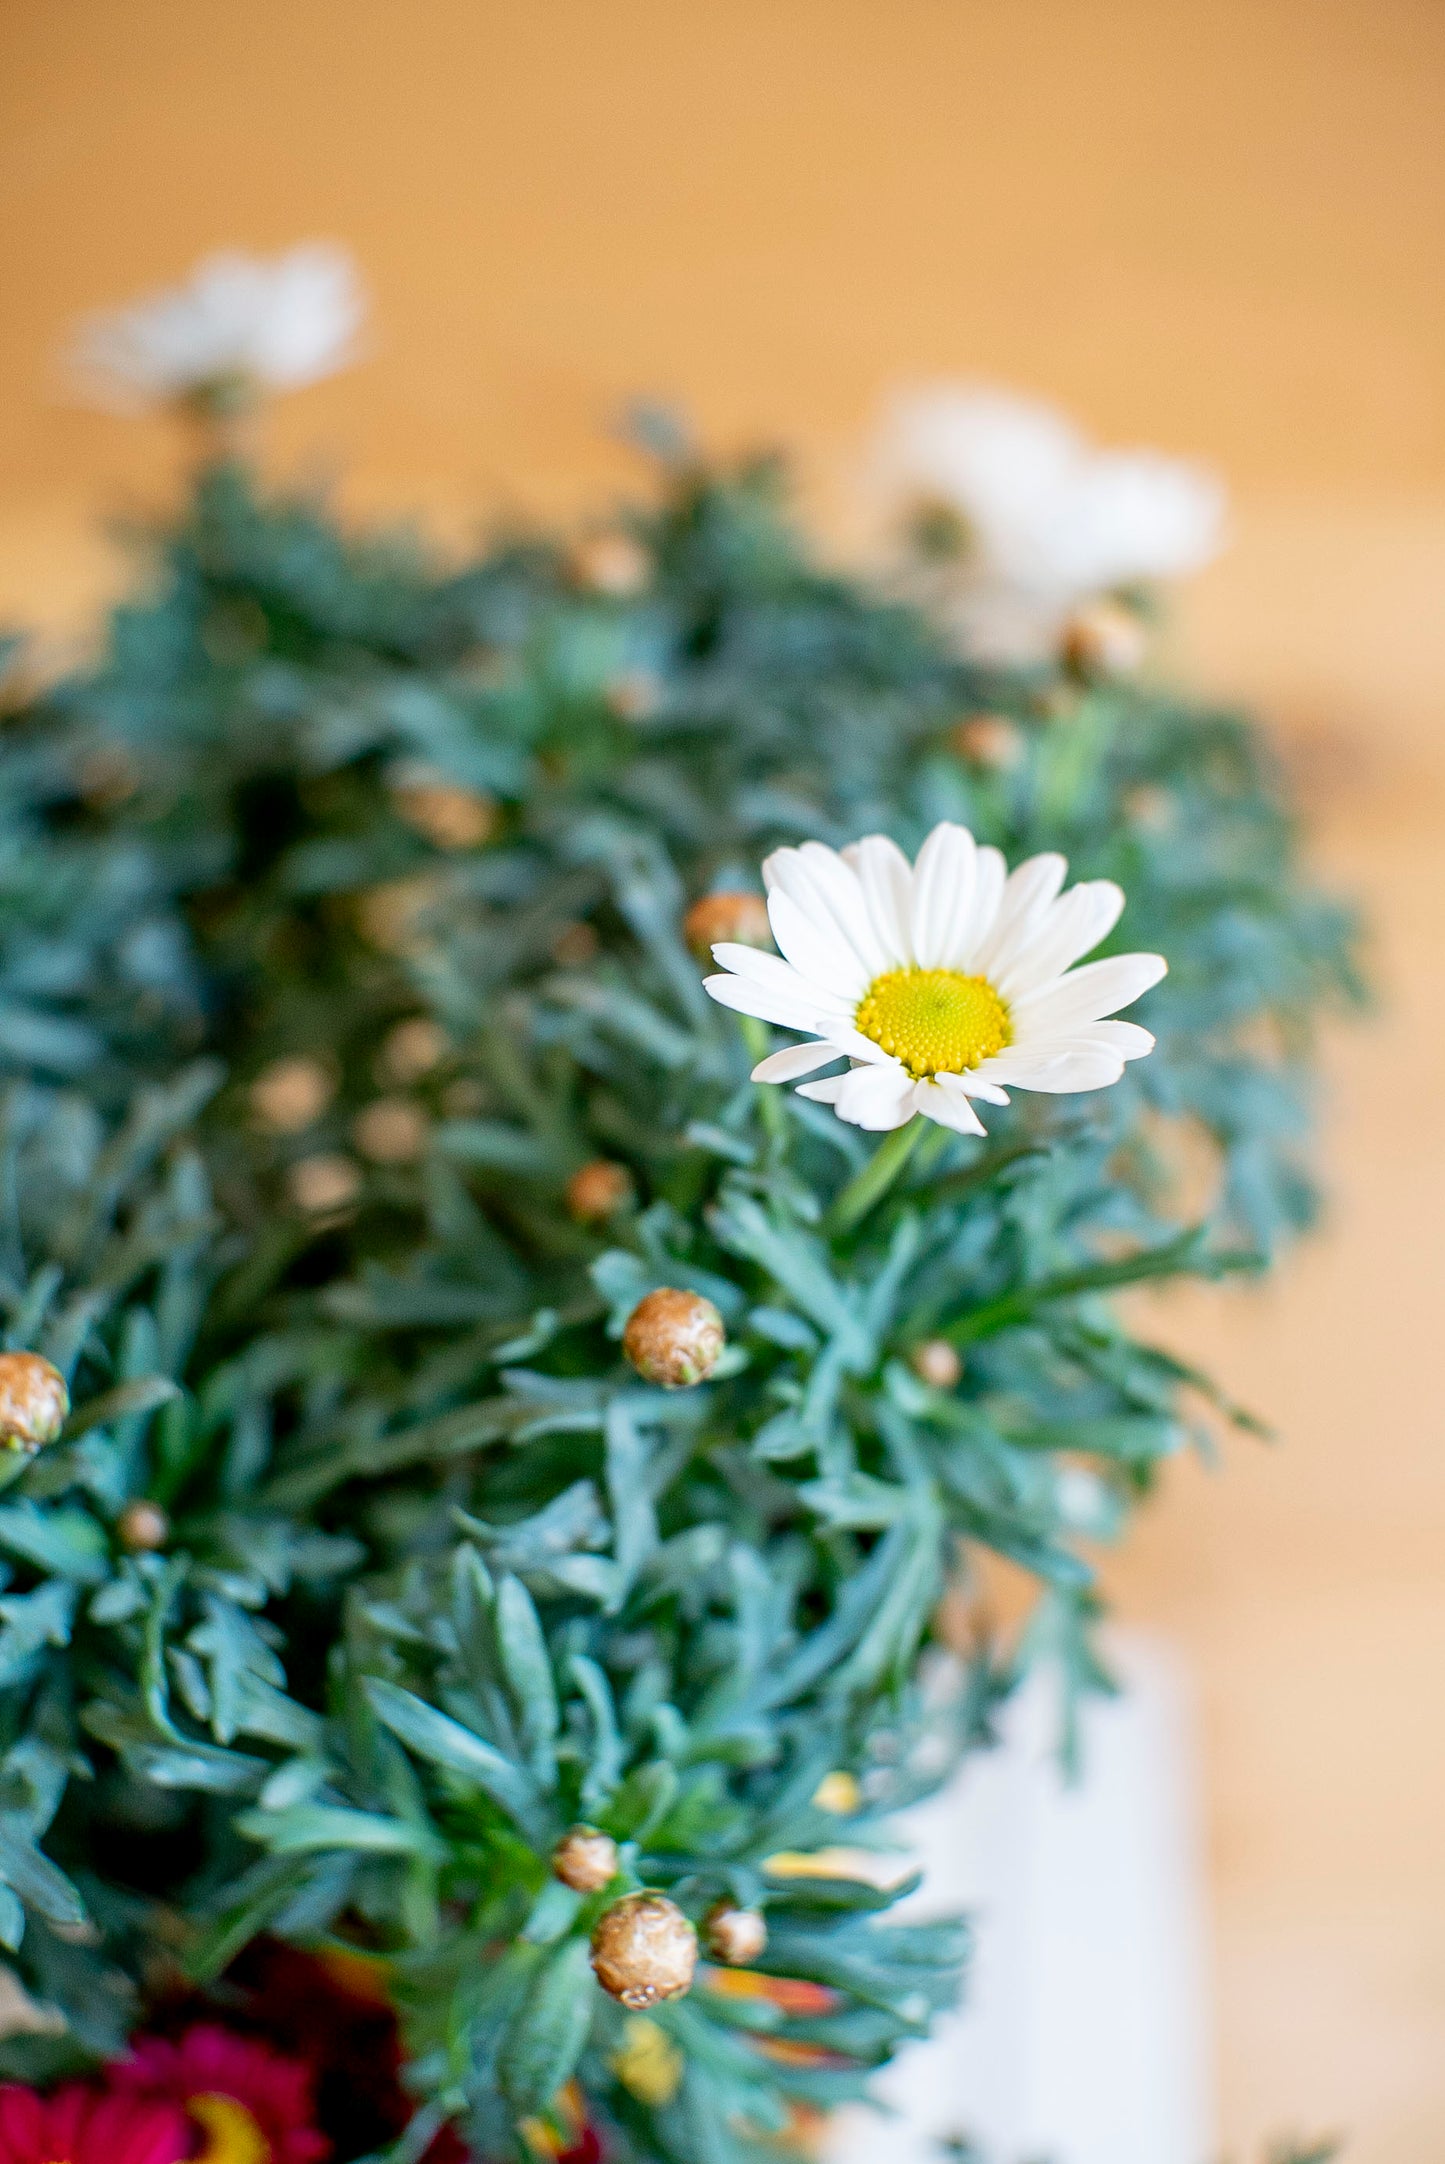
[189,2094,272,2164]
[854,967,1011,1079]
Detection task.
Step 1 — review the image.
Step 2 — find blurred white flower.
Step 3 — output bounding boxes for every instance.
[70,243,365,412]
[870,385,1225,660]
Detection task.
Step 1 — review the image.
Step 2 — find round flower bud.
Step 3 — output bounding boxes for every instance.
[1124,782,1175,835]
[552,1825,620,1894]
[591,1893,698,2009]
[250,1056,336,1134]
[682,892,773,964]
[950,713,1024,773]
[909,1339,962,1390]
[550,920,600,968]
[392,777,499,852]
[623,1289,725,1390]
[355,876,442,956]
[288,1153,362,1217]
[379,1017,448,1084]
[565,1160,634,1225]
[1060,599,1149,683]
[568,532,651,598]
[703,1901,768,1967]
[118,1499,170,1553]
[0,1353,69,1456]
[353,1098,428,1165]
[604,670,661,724]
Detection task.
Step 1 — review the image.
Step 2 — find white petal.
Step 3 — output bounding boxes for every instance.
[991,1040,1126,1093]
[703,972,835,1032]
[766,889,870,1001]
[766,841,895,979]
[711,943,854,1018]
[840,835,914,969]
[916,1079,988,1135]
[751,1041,846,1083]
[973,851,1068,979]
[946,1071,1011,1104]
[826,1062,918,1130]
[1011,952,1167,1035]
[1088,1019,1156,1061]
[911,822,977,969]
[795,1075,847,1104]
[995,880,1125,999]
[956,844,1008,969]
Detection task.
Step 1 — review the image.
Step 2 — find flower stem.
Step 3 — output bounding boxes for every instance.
[739,1016,785,1144]
[824,1117,925,1238]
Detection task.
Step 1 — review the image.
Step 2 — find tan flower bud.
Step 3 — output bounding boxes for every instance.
[909,1339,962,1390]
[353,1098,428,1165]
[568,532,651,598]
[250,1056,336,1134]
[552,1825,620,1894]
[1124,783,1175,834]
[604,670,661,724]
[355,877,442,956]
[379,1017,448,1084]
[75,745,139,808]
[623,1289,725,1390]
[118,1500,170,1553]
[392,777,499,852]
[0,1353,69,1455]
[591,1892,697,2009]
[682,892,773,964]
[950,713,1024,773]
[288,1154,362,1216]
[704,1901,768,1967]
[550,920,600,968]
[565,1160,634,1225]
[1060,599,1149,683]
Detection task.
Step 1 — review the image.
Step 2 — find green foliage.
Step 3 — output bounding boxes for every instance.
[0,438,1358,2159]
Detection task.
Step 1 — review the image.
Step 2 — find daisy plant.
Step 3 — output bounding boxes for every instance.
[0,328,1357,2163]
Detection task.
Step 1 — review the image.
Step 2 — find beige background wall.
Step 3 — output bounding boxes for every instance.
[1,3,1443,2156]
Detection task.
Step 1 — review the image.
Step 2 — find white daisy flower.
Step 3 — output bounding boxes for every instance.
[70,243,366,412]
[703,823,1165,1136]
[870,384,1225,661]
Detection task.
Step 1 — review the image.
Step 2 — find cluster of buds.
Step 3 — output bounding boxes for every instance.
[623,1290,725,1390]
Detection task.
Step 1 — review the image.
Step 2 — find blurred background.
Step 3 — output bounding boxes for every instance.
[1,3,1441,2156]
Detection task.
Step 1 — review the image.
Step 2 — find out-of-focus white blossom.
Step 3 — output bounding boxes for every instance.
[870,384,1226,660]
[70,244,365,412]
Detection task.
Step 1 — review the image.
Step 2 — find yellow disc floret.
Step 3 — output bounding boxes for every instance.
[854,967,1011,1078]
[189,2093,271,2164]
